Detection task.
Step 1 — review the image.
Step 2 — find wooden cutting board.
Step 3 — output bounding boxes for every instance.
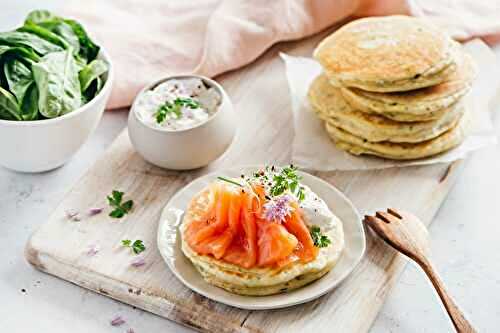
[25,29,464,333]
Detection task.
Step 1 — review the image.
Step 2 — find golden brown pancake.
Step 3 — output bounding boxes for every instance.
[314,16,455,92]
[180,188,345,296]
[340,48,475,117]
[308,74,465,143]
[324,110,469,160]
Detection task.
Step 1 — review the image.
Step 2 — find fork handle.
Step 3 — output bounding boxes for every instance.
[419,258,476,333]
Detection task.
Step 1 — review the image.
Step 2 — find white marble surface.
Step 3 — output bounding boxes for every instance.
[1,2,500,333]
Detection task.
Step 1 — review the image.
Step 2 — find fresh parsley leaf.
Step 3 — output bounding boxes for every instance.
[310,226,331,248]
[121,239,146,254]
[107,190,134,218]
[131,240,146,254]
[268,165,306,201]
[155,97,200,124]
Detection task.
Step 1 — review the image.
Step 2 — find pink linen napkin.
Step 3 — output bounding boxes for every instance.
[63,0,500,109]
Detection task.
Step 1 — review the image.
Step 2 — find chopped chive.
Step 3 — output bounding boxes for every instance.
[217,176,244,187]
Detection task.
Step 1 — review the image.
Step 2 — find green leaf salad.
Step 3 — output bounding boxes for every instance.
[0,9,109,121]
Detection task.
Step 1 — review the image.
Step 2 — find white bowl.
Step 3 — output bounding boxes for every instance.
[128,75,236,170]
[0,50,113,173]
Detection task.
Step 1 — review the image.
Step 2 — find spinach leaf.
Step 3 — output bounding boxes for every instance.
[79,59,108,92]
[0,31,62,56]
[0,45,40,63]
[63,19,99,63]
[0,86,21,120]
[4,57,33,103]
[25,9,56,24]
[25,10,99,63]
[32,50,81,118]
[82,76,102,103]
[17,23,71,51]
[19,82,39,120]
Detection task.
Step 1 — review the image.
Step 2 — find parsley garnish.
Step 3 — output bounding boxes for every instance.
[155,97,200,124]
[107,190,133,218]
[121,239,146,254]
[217,176,244,187]
[310,226,331,248]
[268,165,306,201]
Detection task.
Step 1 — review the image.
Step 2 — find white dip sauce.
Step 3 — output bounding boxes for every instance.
[134,78,221,130]
[298,185,337,232]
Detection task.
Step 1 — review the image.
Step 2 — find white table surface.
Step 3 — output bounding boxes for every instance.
[1,2,499,332]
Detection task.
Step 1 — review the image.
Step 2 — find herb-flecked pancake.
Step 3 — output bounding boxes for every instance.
[339,46,475,118]
[314,16,455,92]
[180,167,345,296]
[324,110,469,160]
[308,74,465,143]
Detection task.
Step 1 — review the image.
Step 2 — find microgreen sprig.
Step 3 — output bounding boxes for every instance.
[107,190,133,218]
[121,239,146,254]
[268,165,306,201]
[155,97,200,124]
[310,226,331,248]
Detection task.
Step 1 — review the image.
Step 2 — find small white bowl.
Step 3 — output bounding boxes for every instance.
[128,75,236,170]
[0,50,114,173]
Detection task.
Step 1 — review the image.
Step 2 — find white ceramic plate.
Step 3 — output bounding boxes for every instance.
[157,166,366,310]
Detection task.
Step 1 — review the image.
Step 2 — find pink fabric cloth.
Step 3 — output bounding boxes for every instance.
[63,0,500,109]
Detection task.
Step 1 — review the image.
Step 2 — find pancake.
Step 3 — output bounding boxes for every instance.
[308,74,465,143]
[340,49,475,116]
[314,16,455,92]
[180,188,345,296]
[324,110,469,160]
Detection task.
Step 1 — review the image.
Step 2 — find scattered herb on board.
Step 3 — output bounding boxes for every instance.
[122,239,146,254]
[107,190,133,218]
[268,165,306,201]
[310,226,331,248]
[155,97,200,124]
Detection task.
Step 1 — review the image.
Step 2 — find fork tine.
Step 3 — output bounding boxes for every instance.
[387,208,403,219]
[376,211,397,223]
[364,215,388,227]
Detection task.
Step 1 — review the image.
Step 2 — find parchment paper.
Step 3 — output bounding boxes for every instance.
[282,39,499,171]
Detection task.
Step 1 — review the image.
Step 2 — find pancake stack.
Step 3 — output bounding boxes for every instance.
[309,16,476,160]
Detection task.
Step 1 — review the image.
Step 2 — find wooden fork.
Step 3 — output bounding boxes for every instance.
[364,208,476,333]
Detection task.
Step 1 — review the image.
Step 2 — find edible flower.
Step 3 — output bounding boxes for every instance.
[110,315,125,326]
[88,207,103,216]
[131,257,146,267]
[86,244,99,257]
[263,194,294,223]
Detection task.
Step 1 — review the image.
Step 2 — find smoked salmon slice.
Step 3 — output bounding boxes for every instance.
[283,208,319,263]
[257,220,298,267]
[223,191,258,268]
[185,180,320,269]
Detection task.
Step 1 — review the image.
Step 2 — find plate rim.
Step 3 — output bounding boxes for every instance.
[157,165,366,310]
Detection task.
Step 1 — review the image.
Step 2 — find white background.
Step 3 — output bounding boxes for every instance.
[1,1,499,332]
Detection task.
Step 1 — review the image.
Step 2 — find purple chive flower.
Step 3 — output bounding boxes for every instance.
[131,257,146,268]
[88,207,104,216]
[110,315,125,326]
[263,195,294,222]
[86,244,99,257]
[65,209,81,221]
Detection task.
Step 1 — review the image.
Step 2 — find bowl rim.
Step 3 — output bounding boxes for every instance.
[130,74,230,134]
[0,48,114,127]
